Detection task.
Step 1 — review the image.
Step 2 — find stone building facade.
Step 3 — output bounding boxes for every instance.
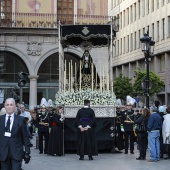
[0,0,110,109]
[108,0,170,105]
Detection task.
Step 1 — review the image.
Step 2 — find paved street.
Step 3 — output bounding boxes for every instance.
[22,135,170,170]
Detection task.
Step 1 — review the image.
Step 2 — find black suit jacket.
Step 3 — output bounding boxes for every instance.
[0,114,30,161]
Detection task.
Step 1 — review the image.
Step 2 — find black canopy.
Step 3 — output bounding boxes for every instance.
[61,25,114,48]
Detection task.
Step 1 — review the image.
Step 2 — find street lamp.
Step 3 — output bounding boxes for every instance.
[140,32,155,108]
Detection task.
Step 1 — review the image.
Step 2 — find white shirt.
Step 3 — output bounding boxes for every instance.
[5,113,14,132]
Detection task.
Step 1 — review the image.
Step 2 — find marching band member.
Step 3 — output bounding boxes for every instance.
[36,98,50,154]
[121,102,135,154]
[115,106,124,151]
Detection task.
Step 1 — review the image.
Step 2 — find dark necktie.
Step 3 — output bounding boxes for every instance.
[6,116,11,132]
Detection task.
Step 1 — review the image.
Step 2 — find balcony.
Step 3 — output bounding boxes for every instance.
[0,13,115,29]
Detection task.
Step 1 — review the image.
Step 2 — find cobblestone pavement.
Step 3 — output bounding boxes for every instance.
[22,136,170,170]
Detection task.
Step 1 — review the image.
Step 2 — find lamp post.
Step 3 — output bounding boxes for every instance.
[140,32,155,108]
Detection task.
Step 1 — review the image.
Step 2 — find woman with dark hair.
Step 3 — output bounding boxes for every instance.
[135,108,150,160]
[47,106,64,156]
[162,106,170,159]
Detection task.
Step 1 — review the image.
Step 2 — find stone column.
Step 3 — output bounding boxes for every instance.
[165,53,170,105]
[28,75,39,110]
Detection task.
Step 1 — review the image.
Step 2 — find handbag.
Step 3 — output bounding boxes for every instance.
[161,136,170,154]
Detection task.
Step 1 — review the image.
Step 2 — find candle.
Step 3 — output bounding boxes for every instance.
[79,60,81,93]
[91,63,93,92]
[69,62,70,92]
[64,60,66,93]
[64,71,66,93]
[106,64,109,92]
[96,66,97,90]
[71,60,73,93]
[100,63,102,94]
[75,62,77,90]
[103,66,105,91]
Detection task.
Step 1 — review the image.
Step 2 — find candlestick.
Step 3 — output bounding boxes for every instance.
[79,60,81,93]
[71,60,73,93]
[69,62,70,92]
[96,67,97,90]
[64,71,66,93]
[103,66,104,91]
[75,62,77,90]
[100,63,102,94]
[64,60,66,93]
[91,63,93,92]
[106,64,109,92]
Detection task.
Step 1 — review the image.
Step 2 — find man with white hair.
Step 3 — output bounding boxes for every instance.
[0,98,30,169]
[20,104,32,135]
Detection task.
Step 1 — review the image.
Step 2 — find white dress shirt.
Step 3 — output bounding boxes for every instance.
[5,113,14,132]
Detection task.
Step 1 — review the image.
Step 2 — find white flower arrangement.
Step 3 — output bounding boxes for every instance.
[55,89,116,106]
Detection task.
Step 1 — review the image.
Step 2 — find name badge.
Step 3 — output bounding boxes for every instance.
[4,132,11,137]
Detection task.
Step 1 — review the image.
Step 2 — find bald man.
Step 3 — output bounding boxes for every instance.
[0,98,30,170]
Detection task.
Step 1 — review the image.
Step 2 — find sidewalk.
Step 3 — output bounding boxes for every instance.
[22,135,170,170]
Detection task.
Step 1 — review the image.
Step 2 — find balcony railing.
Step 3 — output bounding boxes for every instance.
[0,13,117,29]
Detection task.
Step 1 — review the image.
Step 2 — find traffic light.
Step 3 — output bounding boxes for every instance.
[18,72,27,87]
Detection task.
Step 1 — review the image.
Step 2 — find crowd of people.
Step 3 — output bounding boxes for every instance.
[0,97,97,169]
[115,100,170,162]
[1,97,170,169]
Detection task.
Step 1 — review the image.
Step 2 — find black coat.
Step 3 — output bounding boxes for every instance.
[0,114,30,161]
[47,114,63,155]
[76,107,98,156]
[121,110,135,131]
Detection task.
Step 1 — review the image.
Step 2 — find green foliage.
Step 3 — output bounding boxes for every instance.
[133,68,164,96]
[113,73,133,101]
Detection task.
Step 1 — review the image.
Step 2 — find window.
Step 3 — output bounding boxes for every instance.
[127,8,129,25]
[162,0,165,6]
[134,3,136,21]
[138,30,141,48]
[143,27,145,34]
[114,41,116,57]
[162,18,165,40]
[0,0,12,20]
[123,37,125,53]
[120,12,122,29]
[157,21,159,41]
[134,32,137,50]
[152,0,154,11]
[131,33,133,51]
[147,25,149,33]
[147,0,149,14]
[168,16,170,37]
[123,10,125,26]
[127,35,129,52]
[157,0,159,9]
[142,0,145,17]
[160,54,165,72]
[138,0,141,19]
[111,0,113,9]
[152,23,154,40]
[130,5,133,23]
[117,40,119,56]
[120,38,122,55]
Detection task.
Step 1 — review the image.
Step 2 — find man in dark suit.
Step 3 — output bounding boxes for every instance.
[76,99,98,160]
[0,98,30,170]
